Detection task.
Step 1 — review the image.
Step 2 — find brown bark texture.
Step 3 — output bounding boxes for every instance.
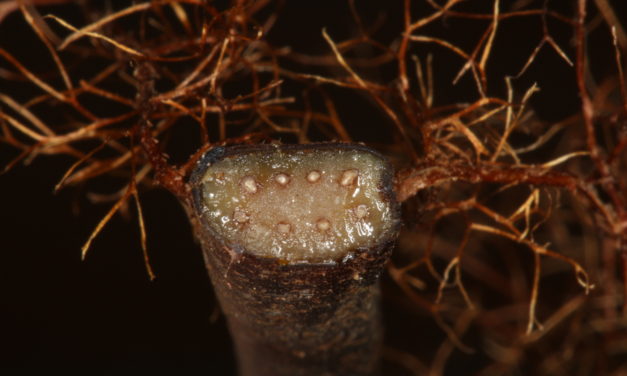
[185,143,400,376]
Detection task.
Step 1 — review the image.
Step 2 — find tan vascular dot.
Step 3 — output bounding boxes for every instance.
[241,176,258,193]
[340,169,359,186]
[316,218,331,232]
[275,173,290,186]
[354,204,368,219]
[276,222,291,234]
[306,170,321,183]
[233,209,249,223]
[213,172,226,182]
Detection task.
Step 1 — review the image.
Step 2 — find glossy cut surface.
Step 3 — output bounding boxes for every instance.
[196,145,396,262]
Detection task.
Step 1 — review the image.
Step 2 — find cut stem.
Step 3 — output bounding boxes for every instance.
[186,143,400,376]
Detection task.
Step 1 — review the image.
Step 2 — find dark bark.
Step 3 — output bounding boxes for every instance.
[185,143,400,376]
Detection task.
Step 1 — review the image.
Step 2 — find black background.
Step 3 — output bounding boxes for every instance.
[1,0,625,375]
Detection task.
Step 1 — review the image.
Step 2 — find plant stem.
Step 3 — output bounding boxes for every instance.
[185,143,400,375]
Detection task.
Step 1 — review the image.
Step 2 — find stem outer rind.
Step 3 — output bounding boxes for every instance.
[187,143,400,376]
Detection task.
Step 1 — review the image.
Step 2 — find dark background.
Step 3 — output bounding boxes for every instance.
[1,0,625,375]
[1,153,237,374]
